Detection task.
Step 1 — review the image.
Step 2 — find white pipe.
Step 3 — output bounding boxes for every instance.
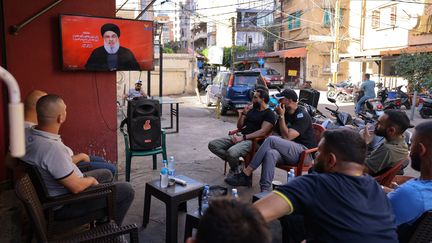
[0,66,25,157]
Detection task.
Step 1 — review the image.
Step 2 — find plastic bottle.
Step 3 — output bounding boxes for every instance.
[201,185,210,215]
[289,169,295,178]
[231,188,239,199]
[288,169,295,182]
[168,156,176,177]
[162,159,168,168]
[160,167,168,188]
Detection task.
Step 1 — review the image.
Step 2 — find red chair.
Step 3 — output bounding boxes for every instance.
[374,158,407,187]
[276,123,326,177]
[223,128,271,175]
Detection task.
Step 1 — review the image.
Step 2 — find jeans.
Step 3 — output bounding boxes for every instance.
[77,155,117,176]
[249,136,310,191]
[208,135,252,170]
[54,169,135,226]
[355,96,373,114]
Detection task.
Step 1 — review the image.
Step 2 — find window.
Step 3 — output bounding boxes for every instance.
[390,6,397,26]
[372,10,380,29]
[323,8,344,27]
[288,11,301,30]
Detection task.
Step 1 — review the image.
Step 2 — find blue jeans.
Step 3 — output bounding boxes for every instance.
[355,96,373,114]
[77,156,117,176]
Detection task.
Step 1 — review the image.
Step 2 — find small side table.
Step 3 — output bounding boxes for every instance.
[142,175,205,243]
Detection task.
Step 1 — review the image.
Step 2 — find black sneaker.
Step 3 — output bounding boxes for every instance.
[225,172,252,187]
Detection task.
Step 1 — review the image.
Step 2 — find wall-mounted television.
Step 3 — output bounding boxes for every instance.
[60,14,154,71]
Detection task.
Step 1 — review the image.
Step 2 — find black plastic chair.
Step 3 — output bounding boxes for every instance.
[15,174,139,243]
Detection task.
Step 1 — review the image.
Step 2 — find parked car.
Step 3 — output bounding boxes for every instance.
[251,68,284,88]
[205,71,268,115]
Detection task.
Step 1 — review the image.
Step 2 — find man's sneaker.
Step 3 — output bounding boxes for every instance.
[225,172,252,187]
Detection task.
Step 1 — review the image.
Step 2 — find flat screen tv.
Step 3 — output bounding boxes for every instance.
[60,14,154,71]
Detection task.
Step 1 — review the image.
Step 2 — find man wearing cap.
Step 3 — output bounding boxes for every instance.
[125,80,147,100]
[85,23,140,71]
[226,89,316,191]
[362,110,410,176]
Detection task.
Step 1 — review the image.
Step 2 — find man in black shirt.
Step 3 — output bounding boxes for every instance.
[254,129,398,243]
[208,89,276,179]
[226,89,315,191]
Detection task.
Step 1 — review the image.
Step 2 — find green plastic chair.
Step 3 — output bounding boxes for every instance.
[120,121,167,182]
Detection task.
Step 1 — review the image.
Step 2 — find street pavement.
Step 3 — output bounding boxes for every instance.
[118,89,424,242]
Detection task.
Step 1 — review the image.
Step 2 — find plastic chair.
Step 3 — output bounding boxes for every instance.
[223,128,271,175]
[15,174,139,243]
[120,121,167,182]
[374,158,407,187]
[276,123,326,177]
[18,161,117,236]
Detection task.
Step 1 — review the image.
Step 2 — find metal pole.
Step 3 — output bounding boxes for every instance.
[331,0,341,84]
[231,17,236,71]
[147,70,151,97]
[159,30,163,98]
[410,90,417,121]
[136,0,157,20]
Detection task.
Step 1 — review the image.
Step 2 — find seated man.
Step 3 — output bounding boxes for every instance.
[125,80,147,100]
[23,90,117,175]
[21,94,134,226]
[208,89,275,178]
[254,129,398,242]
[226,89,315,191]
[355,73,376,115]
[363,110,410,176]
[186,198,271,243]
[387,121,432,242]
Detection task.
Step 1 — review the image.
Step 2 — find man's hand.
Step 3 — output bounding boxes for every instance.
[71,153,91,164]
[243,104,252,115]
[274,103,285,116]
[361,124,374,144]
[231,134,244,144]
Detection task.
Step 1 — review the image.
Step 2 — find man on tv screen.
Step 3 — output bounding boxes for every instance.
[85,23,140,71]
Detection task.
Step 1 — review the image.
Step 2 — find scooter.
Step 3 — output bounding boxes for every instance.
[394,85,411,109]
[327,81,355,102]
[323,98,356,127]
[419,96,432,119]
[377,87,402,110]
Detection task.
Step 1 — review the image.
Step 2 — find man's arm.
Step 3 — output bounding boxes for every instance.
[278,116,300,140]
[253,192,293,222]
[244,121,274,140]
[71,153,90,164]
[236,104,252,129]
[58,171,98,194]
[364,145,391,175]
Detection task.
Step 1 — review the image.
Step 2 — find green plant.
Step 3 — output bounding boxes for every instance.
[394,52,432,92]
[163,47,174,53]
[222,46,248,68]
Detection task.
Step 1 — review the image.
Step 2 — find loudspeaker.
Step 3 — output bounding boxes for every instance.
[127,99,161,150]
[299,89,320,108]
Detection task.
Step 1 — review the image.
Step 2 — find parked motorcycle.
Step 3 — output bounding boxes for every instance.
[323,98,358,127]
[377,87,402,110]
[327,81,356,102]
[419,96,432,119]
[394,85,411,109]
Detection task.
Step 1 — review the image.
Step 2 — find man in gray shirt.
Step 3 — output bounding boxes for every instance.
[355,73,376,115]
[21,94,134,226]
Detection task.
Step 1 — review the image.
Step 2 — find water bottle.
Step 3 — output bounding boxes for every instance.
[231,188,239,199]
[162,159,168,168]
[160,167,168,188]
[288,169,295,182]
[289,169,295,178]
[168,156,176,177]
[201,185,210,215]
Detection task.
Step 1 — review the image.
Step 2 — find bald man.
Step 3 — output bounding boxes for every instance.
[24,90,47,128]
[23,90,116,175]
[387,121,432,241]
[21,94,134,226]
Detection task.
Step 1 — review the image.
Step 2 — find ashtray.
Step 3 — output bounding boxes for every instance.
[168,178,176,187]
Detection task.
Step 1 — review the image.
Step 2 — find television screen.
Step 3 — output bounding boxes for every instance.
[60,14,154,71]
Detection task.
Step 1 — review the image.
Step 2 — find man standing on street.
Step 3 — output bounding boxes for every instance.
[355,73,376,115]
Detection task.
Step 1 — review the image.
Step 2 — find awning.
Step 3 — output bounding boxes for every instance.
[339,50,382,62]
[380,44,432,56]
[265,47,307,58]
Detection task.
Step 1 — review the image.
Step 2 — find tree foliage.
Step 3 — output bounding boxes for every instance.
[163,47,174,53]
[222,46,247,68]
[394,52,432,91]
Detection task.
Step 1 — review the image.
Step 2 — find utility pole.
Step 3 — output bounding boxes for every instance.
[331,0,341,84]
[231,17,236,71]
